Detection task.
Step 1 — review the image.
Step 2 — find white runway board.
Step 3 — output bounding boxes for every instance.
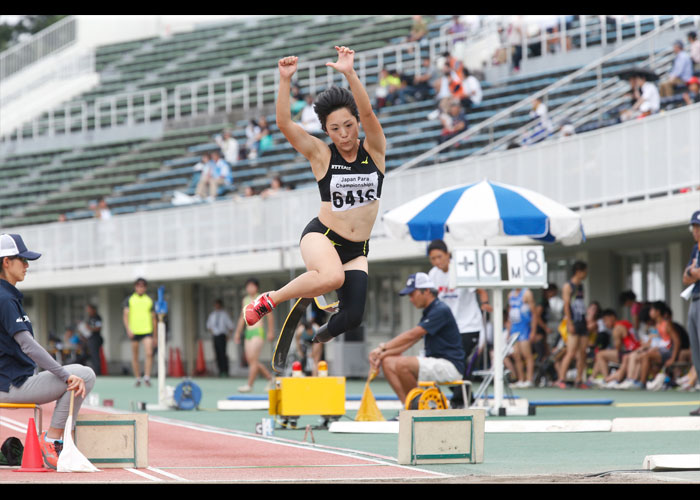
[329,416,700,434]
[643,454,700,471]
[216,399,403,411]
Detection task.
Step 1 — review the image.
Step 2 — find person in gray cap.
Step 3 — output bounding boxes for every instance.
[0,234,96,468]
[368,272,465,406]
[684,211,700,415]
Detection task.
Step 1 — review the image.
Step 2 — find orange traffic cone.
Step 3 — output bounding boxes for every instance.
[14,417,49,472]
[195,340,206,376]
[173,348,185,377]
[99,346,108,375]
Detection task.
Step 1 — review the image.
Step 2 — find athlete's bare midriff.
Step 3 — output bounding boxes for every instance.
[317,200,379,242]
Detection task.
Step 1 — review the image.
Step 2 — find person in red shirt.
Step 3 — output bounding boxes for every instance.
[590,309,638,385]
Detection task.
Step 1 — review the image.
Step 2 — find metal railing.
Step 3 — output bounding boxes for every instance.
[0,16,77,80]
[485,15,679,71]
[5,102,699,274]
[3,15,696,148]
[391,15,699,175]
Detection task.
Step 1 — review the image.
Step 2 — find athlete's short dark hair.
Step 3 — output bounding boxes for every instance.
[427,239,448,255]
[313,86,359,132]
[571,260,587,275]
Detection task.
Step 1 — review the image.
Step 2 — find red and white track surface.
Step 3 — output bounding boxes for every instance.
[1,406,446,483]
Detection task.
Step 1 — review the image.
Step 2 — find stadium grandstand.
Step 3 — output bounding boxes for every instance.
[0,14,698,382]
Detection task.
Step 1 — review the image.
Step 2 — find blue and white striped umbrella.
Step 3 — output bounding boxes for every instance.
[382,179,585,245]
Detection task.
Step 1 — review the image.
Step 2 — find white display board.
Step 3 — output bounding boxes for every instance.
[453,246,547,288]
[451,246,547,415]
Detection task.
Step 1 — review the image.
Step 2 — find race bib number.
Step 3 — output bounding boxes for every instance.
[330,173,379,212]
[508,306,521,324]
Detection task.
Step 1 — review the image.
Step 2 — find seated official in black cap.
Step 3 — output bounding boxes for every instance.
[368,272,465,406]
[0,234,96,469]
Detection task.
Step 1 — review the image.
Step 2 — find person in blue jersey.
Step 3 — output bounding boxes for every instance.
[684,211,700,415]
[507,287,537,388]
[555,260,589,389]
[244,46,386,345]
[0,234,95,469]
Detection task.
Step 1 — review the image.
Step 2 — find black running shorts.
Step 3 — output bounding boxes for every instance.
[300,217,369,264]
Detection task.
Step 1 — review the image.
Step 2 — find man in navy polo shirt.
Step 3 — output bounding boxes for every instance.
[684,211,700,416]
[0,233,95,469]
[369,272,465,405]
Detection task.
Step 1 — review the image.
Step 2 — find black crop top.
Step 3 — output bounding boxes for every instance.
[317,139,384,212]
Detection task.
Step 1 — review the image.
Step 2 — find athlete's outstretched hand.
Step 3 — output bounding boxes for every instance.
[326,46,355,75]
[278,56,298,79]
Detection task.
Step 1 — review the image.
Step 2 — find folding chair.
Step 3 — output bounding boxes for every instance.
[0,403,43,435]
[470,333,519,406]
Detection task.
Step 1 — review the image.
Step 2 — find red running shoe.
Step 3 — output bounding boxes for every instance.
[39,432,62,469]
[244,293,276,326]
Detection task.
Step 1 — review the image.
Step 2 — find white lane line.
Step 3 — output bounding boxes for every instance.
[146,466,189,481]
[145,414,449,478]
[125,467,165,482]
[0,416,28,433]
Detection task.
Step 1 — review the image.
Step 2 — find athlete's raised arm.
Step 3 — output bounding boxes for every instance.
[275,56,327,168]
[326,46,386,172]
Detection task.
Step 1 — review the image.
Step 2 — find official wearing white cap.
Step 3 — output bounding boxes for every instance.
[0,234,95,468]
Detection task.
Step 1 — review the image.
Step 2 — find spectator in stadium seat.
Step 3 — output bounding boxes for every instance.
[430,62,465,120]
[256,116,274,157]
[506,17,525,72]
[460,68,482,111]
[196,151,232,201]
[215,129,240,165]
[522,97,553,145]
[688,31,700,72]
[290,83,306,118]
[260,175,288,199]
[446,15,468,43]
[244,118,262,159]
[91,197,112,221]
[405,15,428,48]
[438,99,468,146]
[298,94,323,134]
[659,40,693,98]
[190,152,210,197]
[375,67,402,110]
[683,76,700,106]
[404,57,438,102]
[620,73,659,121]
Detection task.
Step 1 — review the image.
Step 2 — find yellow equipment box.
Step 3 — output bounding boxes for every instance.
[269,376,345,417]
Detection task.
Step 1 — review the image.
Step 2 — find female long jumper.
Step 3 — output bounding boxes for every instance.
[244,46,386,344]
